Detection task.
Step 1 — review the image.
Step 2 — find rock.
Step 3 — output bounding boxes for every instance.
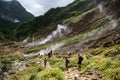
[98,75,102,78]
[68,76,72,79]
[114,71,120,79]
[0,75,3,80]
[37,62,40,64]
[84,78,89,80]
[74,74,79,80]
[79,72,84,75]
[8,70,15,74]
[92,78,98,80]
[85,72,93,75]
[3,72,9,78]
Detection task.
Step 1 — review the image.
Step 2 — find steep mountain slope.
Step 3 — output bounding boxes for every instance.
[0,0,34,35]
[14,0,96,40]
[16,0,120,53]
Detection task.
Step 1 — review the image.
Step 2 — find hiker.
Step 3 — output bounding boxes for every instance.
[50,50,52,57]
[44,58,47,68]
[78,54,83,69]
[65,57,69,70]
[48,50,52,58]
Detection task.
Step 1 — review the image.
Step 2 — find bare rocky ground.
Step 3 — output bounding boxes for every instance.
[64,67,105,80]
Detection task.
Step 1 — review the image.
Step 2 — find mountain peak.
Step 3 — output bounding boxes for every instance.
[0,0,34,34]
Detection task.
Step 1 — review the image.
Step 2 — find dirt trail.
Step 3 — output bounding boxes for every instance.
[39,56,104,80]
[46,62,52,69]
[13,48,24,55]
[64,67,79,80]
[64,67,104,80]
[41,59,52,69]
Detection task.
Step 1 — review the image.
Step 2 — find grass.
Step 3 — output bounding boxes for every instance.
[7,56,64,80]
[24,42,64,54]
[0,55,39,73]
[35,68,63,80]
[0,55,22,70]
[8,66,43,80]
[49,57,65,71]
[24,44,51,54]
[0,48,3,54]
[63,8,97,24]
[48,54,78,71]
[82,44,120,80]
[46,44,120,80]
[6,44,120,80]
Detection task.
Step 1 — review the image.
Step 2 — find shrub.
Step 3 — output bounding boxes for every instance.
[8,66,43,80]
[49,58,65,71]
[35,68,63,80]
[102,68,120,80]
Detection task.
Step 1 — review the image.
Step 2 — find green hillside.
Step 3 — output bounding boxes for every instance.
[0,0,34,41]
[14,0,96,40]
[0,0,120,80]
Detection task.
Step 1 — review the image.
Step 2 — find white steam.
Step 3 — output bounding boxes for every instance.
[38,24,70,45]
[97,2,118,29]
[22,37,29,43]
[111,19,118,28]
[24,24,69,56]
[98,3,103,13]
[26,24,70,47]
[14,19,20,23]
[23,43,64,57]
[38,43,64,55]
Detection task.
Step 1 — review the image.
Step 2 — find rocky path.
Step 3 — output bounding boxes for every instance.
[41,59,52,69]
[63,67,104,80]
[64,67,79,80]
[79,70,105,80]
[38,56,104,80]
[46,62,52,69]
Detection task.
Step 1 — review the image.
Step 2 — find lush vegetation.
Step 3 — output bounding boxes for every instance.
[35,68,63,80]
[8,66,43,80]
[48,45,120,80]
[1,0,120,80]
[82,45,120,80]
[13,0,95,40]
[7,44,120,80]
[0,0,34,42]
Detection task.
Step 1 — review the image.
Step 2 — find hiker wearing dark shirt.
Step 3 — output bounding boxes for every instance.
[44,58,47,68]
[65,57,69,70]
[48,50,52,58]
[78,54,83,69]
[50,50,52,57]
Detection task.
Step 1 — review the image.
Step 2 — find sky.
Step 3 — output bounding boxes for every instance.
[18,0,75,16]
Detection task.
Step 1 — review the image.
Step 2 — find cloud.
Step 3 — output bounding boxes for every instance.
[18,0,75,16]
